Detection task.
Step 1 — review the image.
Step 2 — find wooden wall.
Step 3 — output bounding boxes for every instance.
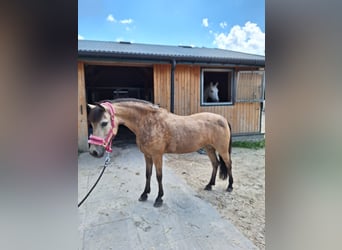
[153,64,263,135]
[174,65,200,115]
[153,64,171,111]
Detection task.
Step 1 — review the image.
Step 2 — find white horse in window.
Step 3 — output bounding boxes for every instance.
[204,82,219,102]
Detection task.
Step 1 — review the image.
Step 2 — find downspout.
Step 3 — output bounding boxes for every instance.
[170,59,176,113]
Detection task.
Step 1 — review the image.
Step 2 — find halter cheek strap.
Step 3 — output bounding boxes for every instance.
[88,102,116,153]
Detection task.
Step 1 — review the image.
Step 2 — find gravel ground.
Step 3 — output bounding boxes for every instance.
[165,147,265,249]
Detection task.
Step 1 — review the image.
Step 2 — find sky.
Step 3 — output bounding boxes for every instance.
[78,0,265,55]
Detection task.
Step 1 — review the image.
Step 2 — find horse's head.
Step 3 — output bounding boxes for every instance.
[87,102,119,157]
[205,82,219,102]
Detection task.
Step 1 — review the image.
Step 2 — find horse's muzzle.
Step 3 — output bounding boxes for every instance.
[89,145,105,158]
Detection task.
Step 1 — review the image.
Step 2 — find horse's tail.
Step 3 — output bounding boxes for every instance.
[219,122,232,180]
[228,122,232,156]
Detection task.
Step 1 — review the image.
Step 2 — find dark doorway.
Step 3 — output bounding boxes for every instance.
[85,65,154,103]
[85,64,154,142]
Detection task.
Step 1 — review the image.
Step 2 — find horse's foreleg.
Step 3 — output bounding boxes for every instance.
[204,146,220,191]
[153,155,164,207]
[139,154,153,202]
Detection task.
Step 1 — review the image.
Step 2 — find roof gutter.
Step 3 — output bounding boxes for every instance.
[78,51,265,67]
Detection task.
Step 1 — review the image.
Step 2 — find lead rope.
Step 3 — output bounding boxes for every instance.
[78,152,111,207]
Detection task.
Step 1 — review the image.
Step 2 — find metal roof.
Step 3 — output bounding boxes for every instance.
[78,40,265,66]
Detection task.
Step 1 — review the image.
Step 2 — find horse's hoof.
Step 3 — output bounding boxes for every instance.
[204,185,212,191]
[153,199,163,207]
[139,194,148,201]
[227,187,233,192]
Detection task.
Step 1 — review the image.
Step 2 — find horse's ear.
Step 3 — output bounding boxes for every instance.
[210,82,213,87]
[87,104,96,109]
[96,103,106,111]
[215,82,219,87]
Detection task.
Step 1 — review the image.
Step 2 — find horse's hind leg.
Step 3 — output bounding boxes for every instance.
[204,146,220,191]
[213,122,233,192]
[218,152,233,192]
[139,154,153,202]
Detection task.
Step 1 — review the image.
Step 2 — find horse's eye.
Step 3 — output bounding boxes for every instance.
[210,90,214,93]
[101,122,108,127]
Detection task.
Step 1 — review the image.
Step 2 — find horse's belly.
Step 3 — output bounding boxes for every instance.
[165,139,207,154]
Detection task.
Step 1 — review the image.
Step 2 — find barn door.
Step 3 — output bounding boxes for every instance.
[235,71,265,134]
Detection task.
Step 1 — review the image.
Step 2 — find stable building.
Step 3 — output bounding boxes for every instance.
[78,40,265,151]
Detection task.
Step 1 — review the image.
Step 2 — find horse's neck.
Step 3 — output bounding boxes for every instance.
[114,104,147,134]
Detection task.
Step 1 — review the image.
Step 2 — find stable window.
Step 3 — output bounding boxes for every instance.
[201,69,234,106]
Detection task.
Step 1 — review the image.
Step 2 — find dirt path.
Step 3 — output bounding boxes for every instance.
[78,145,257,249]
[165,147,265,249]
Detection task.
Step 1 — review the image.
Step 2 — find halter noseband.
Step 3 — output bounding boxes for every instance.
[88,102,116,153]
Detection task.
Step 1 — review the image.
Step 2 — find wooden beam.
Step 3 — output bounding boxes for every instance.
[78,62,88,152]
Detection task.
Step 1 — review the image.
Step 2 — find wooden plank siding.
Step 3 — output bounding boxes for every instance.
[154,64,262,134]
[153,64,171,112]
[236,71,264,101]
[78,62,89,151]
[234,102,261,134]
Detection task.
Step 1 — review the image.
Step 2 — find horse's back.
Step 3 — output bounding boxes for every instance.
[136,110,230,154]
[162,112,230,153]
[189,112,229,129]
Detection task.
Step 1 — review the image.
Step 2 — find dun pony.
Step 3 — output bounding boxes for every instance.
[88,98,233,207]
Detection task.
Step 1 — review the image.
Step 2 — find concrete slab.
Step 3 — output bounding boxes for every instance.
[78,143,257,249]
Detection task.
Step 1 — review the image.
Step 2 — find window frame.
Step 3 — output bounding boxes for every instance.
[200,68,235,106]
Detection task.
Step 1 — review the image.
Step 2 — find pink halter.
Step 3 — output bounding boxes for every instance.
[88,102,116,153]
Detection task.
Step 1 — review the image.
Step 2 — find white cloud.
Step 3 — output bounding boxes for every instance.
[219,21,227,29]
[202,18,209,27]
[107,14,116,22]
[120,18,133,24]
[78,34,84,40]
[115,37,124,42]
[213,21,265,55]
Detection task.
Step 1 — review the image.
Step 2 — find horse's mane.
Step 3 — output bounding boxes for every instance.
[95,98,160,114]
[111,98,160,111]
[88,99,161,123]
[112,98,154,106]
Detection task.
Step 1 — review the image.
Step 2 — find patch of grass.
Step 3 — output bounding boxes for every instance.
[232,139,265,149]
